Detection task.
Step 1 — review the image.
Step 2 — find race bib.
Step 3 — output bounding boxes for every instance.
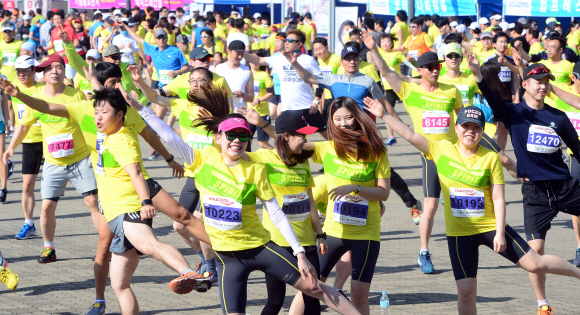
[409,50,419,60]
[456,84,470,105]
[450,187,485,217]
[3,52,16,66]
[95,133,105,176]
[527,124,561,153]
[53,40,64,52]
[499,66,511,82]
[254,80,260,93]
[320,66,333,75]
[185,133,213,150]
[261,34,269,41]
[282,192,310,222]
[333,195,369,226]
[203,195,242,230]
[422,110,450,134]
[46,133,74,158]
[566,112,580,136]
[158,70,173,85]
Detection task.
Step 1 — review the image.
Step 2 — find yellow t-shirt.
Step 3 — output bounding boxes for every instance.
[11,81,45,143]
[377,49,405,90]
[21,86,88,166]
[98,126,144,222]
[265,34,277,56]
[529,41,544,55]
[539,59,574,89]
[0,39,23,77]
[437,72,480,106]
[312,174,328,215]
[99,28,112,51]
[247,149,316,247]
[318,53,341,99]
[567,31,580,47]
[428,24,441,41]
[83,20,93,30]
[396,81,463,143]
[390,22,410,47]
[65,100,148,178]
[313,141,390,241]
[250,70,273,116]
[213,26,227,51]
[426,139,504,236]
[439,58,471,76]
[337,60,380,82]
[473,46,495,65]
[165,72,232,99]
[196,43,224,56]
[187,146,276,251]
[73,72,92,95]
[170,98,218,178]
[299,24,315,51]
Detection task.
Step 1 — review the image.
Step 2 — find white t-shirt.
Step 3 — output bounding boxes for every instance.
[227,32,250,48]
[215,63,251,112]
[34,60,43,81]
[112,34,140,65]
[265,53,321,111]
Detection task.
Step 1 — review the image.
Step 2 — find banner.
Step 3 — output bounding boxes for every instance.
[505,0,579,17]
[3,0,15,10]
[296,0,311,15]
[313,0,329,34]
[414,0,475,16]
[335,6,358,54]
[368,0,407,15]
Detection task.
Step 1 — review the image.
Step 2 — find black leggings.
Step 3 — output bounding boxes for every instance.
[390,167,417,208]
[261,245,321,315]
[179,177,200,213]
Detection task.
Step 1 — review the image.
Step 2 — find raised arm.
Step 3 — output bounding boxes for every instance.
[60,27,90,78]
[127,65,171,107]
[362,30,402,93]
[364,96,429,155]
[237,106,276,138]
[552,84,580,110]
[283,51,317,84]
[124,22,145,46]
[0,78,69,118]
[243,51,268,66]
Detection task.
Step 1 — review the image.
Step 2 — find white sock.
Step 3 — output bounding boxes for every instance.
[538,299,549,307]
[44,241,54,248]
[24,219,33,226]
[420,248,429,253]
[95,299,105,304]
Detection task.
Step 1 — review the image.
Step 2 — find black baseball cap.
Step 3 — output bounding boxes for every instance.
[228,40,246,52]
[544,30,560,40]
[417,52,443,68]
[189,47,212,60]
[523,63,555,81]
[341,45,359,59]
[275,111,318,135]
[456,107,485,128]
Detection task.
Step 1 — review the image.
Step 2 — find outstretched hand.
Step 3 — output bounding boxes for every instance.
[0,77,19,97]
[127,65,142,83]
[236,106,262,126]
[282,50,297,64]
[363,97,385,118]
[360,30,376,50]
[57,26,70,44]
[83,59,97,83]
[467,52,481,74]
[117,82,142,110]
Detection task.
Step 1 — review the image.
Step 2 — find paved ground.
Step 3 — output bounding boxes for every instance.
[1,107,579,315]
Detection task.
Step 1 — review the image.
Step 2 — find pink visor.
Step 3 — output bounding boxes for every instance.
[218,117,253,135]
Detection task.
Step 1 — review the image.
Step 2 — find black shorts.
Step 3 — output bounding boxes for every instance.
[214,241,302,314]
[249,115,271,142]
[479,134,501,153]
[421,153,441,198]
[319,236,380,283]
[447,225,530,280]
[98,178,162,215]
[268,94,281,105]
[288,108,327,132]
[108,211,153,256]
[523,178,580,240]
[569,153,580,181]
[384,89,399,108]
[22,142,43,175]
[178,177,200,214]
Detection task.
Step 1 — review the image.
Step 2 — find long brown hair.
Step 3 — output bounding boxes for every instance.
[275,132,314,168]
[187,84,230,123]
[480,62,511,101]
[327,97,387,161]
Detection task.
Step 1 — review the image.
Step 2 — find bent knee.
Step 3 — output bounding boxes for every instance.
[173,221,187,233]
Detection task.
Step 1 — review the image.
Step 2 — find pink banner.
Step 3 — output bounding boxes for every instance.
[70,0,184,10]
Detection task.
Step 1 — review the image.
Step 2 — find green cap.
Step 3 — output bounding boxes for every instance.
[444,43,462,56]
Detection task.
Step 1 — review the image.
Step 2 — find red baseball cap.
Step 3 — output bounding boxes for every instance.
[35,55,65,73]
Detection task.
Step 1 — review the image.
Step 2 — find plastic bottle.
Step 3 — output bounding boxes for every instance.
[380,290,390,314]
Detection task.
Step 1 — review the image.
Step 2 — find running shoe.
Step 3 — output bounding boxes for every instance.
[168,271,211,294]
[7,159,13,179]
[87,302,106,315]
[203,271,218,289]
[337,289,350,301]
[148,150,161,161]
[0,266,19,291]
[15,223,36,240]
[418,250,434,274]
[537,305,556,315]
[195,262,208,275]
[573,248,580,267]
[37,247,56,263]
[385,137,397,146]
[0,189,7,203]
[408,200,422,225]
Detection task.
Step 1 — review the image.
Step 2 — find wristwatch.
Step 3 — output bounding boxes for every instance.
[313,100,320,105]
[355,185,362,194]
[141,199,153,206]
[316,232,327,239]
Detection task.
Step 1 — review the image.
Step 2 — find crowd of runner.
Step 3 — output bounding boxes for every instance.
[0,6,579,315]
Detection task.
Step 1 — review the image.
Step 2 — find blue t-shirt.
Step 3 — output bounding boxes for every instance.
[194,26,210,47]
[272,51,281,95]
[316,71,384,108]
[89,21,104,37]
[29,24,40,45]
[143,42,188,87]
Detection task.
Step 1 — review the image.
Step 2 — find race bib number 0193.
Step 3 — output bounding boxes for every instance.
[527,124,560,154]
[450,187,485,217]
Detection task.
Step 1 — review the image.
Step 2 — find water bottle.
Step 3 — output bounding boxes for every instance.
[379,291,390,315]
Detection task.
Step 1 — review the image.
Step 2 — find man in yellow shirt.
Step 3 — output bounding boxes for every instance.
[298,16,315,55]
[527,28,544,55]
[390,10,410,49]
[536,37,575,90]
[425,15,440,40]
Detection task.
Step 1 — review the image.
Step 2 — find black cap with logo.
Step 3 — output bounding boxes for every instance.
[275,111,319,135]
[456,107,486,128]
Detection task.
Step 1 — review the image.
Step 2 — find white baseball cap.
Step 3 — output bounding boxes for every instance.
[14,55,35,69]
[1,24,15,32]
[508,23,515,29]
[469,22,480,30]
[253,13,261,19]
[191,5,200,12]
[22,15,31,20]
[113,9,122,16]
[450,21,458,28]
[456,24,466,33]
[231,10,240,16]
[184,15,192,21]
[479,17,489,25]
[168,13,176,18]
[95,10,102,15]
[490,14,502,21]
[86,49,100,60]
[499,21,509,31]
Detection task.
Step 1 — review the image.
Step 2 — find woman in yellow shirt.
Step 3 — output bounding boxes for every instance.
[367,99,580,315]
[121,84,360,315]
[197,29,224,56]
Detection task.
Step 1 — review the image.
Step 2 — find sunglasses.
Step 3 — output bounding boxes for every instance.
[285,38,300,43]
[197,56,212,62]
[526,66,551,77]
[446,54,462,59]
[201,35,210,38]
[108,54,121,61]
[422,63,442,72]
[410,25,418,28]
[225,132,250,142]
